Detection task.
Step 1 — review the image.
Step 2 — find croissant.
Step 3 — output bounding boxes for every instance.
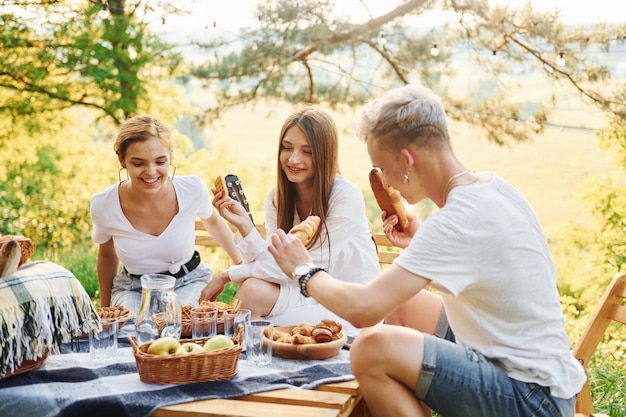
[289,215,321,246]
[292,334,317,345]
[312,325,333,343]
[272,329,291,341]
[318,319,342,334]
[292,322,314,336]
[369,168,408,232]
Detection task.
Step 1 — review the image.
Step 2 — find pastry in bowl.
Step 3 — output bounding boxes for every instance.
[268,319,347,360]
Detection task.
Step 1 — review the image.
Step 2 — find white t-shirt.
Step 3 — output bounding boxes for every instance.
[395,174,585,399]
[228,176,381,334]
[90,175,213,275]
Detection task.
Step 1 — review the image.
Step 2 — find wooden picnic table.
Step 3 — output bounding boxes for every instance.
[152,379,369,417]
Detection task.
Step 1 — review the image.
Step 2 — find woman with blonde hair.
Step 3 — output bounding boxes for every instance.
[91,115,242,314]
[200,106,380,336]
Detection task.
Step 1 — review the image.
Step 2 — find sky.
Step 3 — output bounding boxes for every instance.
[158,0,625,36]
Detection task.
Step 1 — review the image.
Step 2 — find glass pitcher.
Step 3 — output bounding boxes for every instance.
[134,274,182,344]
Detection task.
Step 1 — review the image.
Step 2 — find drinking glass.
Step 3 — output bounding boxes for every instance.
[191,306,218,339]
[223,308,251,342]
[89,317,118,363]
[245,320,273,366]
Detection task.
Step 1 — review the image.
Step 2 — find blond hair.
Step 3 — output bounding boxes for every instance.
[114,115,173,160]
[356,85,451,151]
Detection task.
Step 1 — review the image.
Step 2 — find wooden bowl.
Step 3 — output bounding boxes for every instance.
[269,325,347,360]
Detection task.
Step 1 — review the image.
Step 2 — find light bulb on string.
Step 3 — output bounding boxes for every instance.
[556,51,566,67]
[430,43,440,57]
[377,32,387,47]
[99,1,109,19]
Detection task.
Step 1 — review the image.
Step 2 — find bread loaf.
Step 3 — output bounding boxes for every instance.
[0,235,35,268]
[369,168,408,232]
[0,239,20,277]
[289,215,320,246]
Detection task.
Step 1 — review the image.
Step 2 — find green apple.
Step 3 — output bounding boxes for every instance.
[176,342,205,355]
[147,336,181,355]
[203,335,235,352]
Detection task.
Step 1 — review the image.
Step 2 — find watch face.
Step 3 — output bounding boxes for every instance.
[294,263,314,277]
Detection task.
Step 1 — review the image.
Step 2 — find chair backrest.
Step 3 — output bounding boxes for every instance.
[371,232,400,265]
[571,272,626,416]
[194,220,399,265]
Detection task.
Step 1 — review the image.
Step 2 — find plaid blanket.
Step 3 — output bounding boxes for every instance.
[0,261,99,377]
[0,340,355,417]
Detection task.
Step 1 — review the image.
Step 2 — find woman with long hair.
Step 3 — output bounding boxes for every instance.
[200,106,380,336]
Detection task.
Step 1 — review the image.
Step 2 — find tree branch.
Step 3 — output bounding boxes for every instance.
[294,0,430,61]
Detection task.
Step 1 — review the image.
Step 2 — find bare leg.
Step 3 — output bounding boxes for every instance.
[384,290,443,334]
[351,325,431,417]
[235,278,279,320]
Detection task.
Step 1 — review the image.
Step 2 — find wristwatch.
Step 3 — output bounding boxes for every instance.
[292,263,326,297]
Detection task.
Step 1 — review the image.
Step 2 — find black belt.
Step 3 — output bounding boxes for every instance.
[125,251,201,279]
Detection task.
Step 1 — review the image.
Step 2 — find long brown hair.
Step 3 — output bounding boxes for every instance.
[274,106,340,248]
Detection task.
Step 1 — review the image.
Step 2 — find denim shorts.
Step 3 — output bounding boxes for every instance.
[415,333,577,417]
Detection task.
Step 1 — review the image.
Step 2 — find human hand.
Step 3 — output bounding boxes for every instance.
[382,211,420,249]
[268,229,313,279]
[199,270,230,302]
[212,192,253,233]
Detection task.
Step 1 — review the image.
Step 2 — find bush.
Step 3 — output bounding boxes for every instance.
[41,241,100,299]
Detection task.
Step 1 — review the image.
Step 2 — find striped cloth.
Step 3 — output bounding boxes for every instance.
[0,341,354,417]
[0,261,99,377]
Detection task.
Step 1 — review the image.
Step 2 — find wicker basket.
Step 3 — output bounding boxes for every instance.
[128,327,243,384]
[96,306,134,329]
[1,354,48,380]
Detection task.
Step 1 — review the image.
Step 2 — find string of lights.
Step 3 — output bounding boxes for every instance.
[93,0,626,137]
[200,21,624,137]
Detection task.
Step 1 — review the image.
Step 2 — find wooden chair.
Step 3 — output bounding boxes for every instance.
[572,272,626,417]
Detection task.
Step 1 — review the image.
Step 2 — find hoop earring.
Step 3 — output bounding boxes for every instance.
[169,164,176,181]
[118,167,129,184]
[404,171,410,184]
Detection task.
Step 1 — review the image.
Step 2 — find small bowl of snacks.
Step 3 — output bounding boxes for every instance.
[95,305,134,329]
[268,319,347,360]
